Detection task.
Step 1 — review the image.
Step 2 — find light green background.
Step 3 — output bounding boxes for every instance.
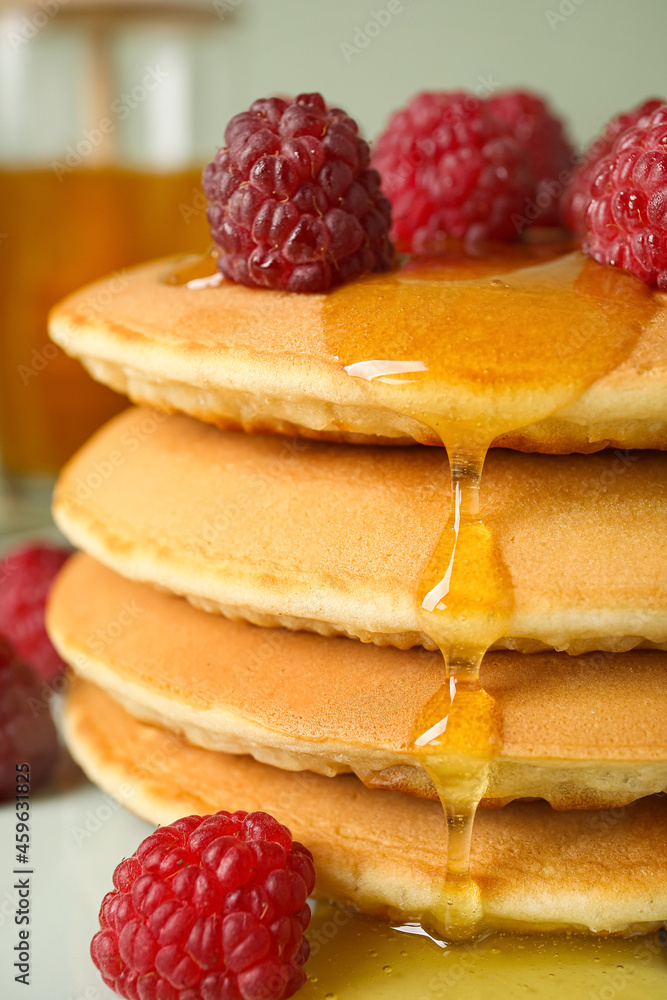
[219,0,667,146]
[1,0,666,162]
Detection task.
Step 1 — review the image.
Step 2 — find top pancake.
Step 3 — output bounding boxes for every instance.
[48,250,667,453]
[53,407,667,655]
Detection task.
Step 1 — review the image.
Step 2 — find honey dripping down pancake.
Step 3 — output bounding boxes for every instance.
[326,248,656,935]
[151,244,659,938]
[55,246,661,936]
[56,243,661,940]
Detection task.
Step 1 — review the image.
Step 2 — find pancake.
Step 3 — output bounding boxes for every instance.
[48,252,667,454]
[48,554,667,810]
[63,678,667,938]
[54,407,667,655]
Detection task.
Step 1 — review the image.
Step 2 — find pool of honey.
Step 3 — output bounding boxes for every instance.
[303,904,667,999]
[168,245,660,939]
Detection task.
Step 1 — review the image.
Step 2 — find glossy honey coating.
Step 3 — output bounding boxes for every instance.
[336,247,658,929]
[48,246,667,452]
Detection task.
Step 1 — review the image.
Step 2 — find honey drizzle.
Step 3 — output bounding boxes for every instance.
[324,247,655,940]
[166,244,657,940]
[409,439,508,935]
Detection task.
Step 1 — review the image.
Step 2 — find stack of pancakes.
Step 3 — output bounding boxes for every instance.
[47,245,667,939]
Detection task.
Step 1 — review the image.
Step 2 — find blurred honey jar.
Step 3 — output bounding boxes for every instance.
[0,0,231,475]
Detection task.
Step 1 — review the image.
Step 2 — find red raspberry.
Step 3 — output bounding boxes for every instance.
[203,93,393,292]
[0,542,70,681]
[487,90,574,227]
[561,97,664,234]
[583,104,667,290]
[371,90,535,250]
[92,810,316,1000]
[0,637,58,799]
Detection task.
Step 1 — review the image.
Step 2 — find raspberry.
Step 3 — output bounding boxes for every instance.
[0,542,70,681]
[582,104,667,290]
[371,90,535,250]
[92,810,316,1000]
[0,637,58,799]
[203,93,393,292]
[487,90,574,227]
[561,97,664,234]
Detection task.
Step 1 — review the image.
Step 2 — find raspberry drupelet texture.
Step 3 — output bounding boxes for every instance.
[0,637,59,799]
[370,90,536,251]
[0,542,70,681]
[203,93,393,293]
[92,810,316,1000]
[487,90,574,227]
[583,104,667,290]
[561,97,664,235]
